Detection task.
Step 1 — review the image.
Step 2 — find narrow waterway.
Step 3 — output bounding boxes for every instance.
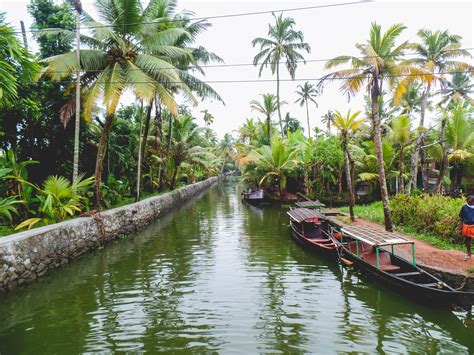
[1,180,473,353]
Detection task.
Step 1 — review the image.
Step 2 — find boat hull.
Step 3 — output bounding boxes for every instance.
[290,221,338,260]
[242,189,264,203]
[341,248,474,310]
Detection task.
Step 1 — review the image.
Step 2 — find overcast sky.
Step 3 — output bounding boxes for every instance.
[2,0,473,138]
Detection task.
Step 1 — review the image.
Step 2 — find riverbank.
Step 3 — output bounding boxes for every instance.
[0,176,221,292]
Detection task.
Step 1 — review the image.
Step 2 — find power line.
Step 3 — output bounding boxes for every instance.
[12,0,370,34]
[30,70,474,85]
[42,47,474,74]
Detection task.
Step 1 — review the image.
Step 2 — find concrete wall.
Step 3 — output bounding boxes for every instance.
[0,176,220,292]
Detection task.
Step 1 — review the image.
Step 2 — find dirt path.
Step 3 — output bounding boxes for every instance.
[351,218,473,275]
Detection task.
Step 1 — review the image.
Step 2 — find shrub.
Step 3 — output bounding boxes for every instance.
[391,194,464,244]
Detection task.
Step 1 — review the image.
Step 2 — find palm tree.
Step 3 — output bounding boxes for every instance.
[42,0,199,208]
[433,101,473,192]
[249,136,300,198]
[169,115,208,189]
[238,118,258,144]
[0,13,39,109]
[396,29,471,193]
[388,115,414,194]
[283,112,303,134]
[201,109,214,126]
[252,13,310,135]
[217,133,235,175]
[321,110,335,135]
[398,82,423,117]
[250,93,281,141]
[322,23,427,231]
[438,72,474,107]
[68,0,82,183]
[332,110,366,221]
[295,81,318,138]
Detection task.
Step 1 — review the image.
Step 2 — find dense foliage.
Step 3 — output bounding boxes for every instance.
[0,0,231,235]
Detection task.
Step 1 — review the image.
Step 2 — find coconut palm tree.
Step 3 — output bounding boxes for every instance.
[388,115,414,194]
[0,12,39,108]
[295,81,318,138]
[333,110,366,221]
[250,93,281,142]
[322,22,427,231]
[432,101,473,192]
[438,72,474,107]
[249,136,300,199]
[217,133,235,174]
[42,0,202,208]
[238,118,259,144]
[395,29,471,193]
[169,115,210,188]
[321,110,335,135]
[252,13,310,135]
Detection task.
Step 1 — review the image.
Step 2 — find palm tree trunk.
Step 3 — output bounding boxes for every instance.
[136,101,144,202]
[155,100,162,190]
[371,77,393,231]
[170,164,179,189]
[398,147,405,194]
[138,103,153,195]
[160,113,173,191]
[266,114,271,142]
[94,113,114,209]
[408,83,431,193]
[72,8,81,183]
[434,115,448,194]
[276,63,283,136]
[305,100,311,138]
[344,148,355,221]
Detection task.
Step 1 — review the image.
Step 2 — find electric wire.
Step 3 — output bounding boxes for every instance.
[11,0,370,34]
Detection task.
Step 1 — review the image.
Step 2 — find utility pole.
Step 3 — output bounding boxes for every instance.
[69,0,82,183]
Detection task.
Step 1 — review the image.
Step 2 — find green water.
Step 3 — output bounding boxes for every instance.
[1,181,473,353]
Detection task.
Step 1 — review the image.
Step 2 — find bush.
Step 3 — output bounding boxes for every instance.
[390,194,464,244]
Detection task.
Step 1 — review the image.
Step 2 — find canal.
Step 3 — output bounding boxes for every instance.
[1,180,473,353]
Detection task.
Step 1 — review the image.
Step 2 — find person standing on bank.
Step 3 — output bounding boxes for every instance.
[460,195,474,260]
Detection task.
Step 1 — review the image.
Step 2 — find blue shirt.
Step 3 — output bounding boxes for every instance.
[460,205,474,225]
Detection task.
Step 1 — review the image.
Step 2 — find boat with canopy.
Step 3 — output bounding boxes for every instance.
[287,208,338,259]
[330,224,474,310]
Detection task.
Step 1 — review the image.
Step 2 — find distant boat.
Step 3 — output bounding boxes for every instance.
[287,208,339,260]
[242,188,264,203]
[331,224,474,310]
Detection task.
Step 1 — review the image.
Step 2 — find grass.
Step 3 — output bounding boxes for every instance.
[339,203,464,252]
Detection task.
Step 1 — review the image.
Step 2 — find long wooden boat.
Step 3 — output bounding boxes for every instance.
[287,208,339,260]
[330,224,474,310]
[242,188,264,203]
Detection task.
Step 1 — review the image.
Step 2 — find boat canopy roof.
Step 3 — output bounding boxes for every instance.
[287,208,324,223]
[341,225,414,247]
[295,200,325,208]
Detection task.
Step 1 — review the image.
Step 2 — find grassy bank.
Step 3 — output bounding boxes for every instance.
[340,195,465,252]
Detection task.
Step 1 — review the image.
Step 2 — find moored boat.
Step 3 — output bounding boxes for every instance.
[242,188,265,203]
[287,208,339,260]
[331,224,474,310]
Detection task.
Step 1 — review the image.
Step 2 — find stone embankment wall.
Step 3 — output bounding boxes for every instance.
[0,176,220,292]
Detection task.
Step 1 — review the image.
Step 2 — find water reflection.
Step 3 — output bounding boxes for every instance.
[0,180,472,353]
